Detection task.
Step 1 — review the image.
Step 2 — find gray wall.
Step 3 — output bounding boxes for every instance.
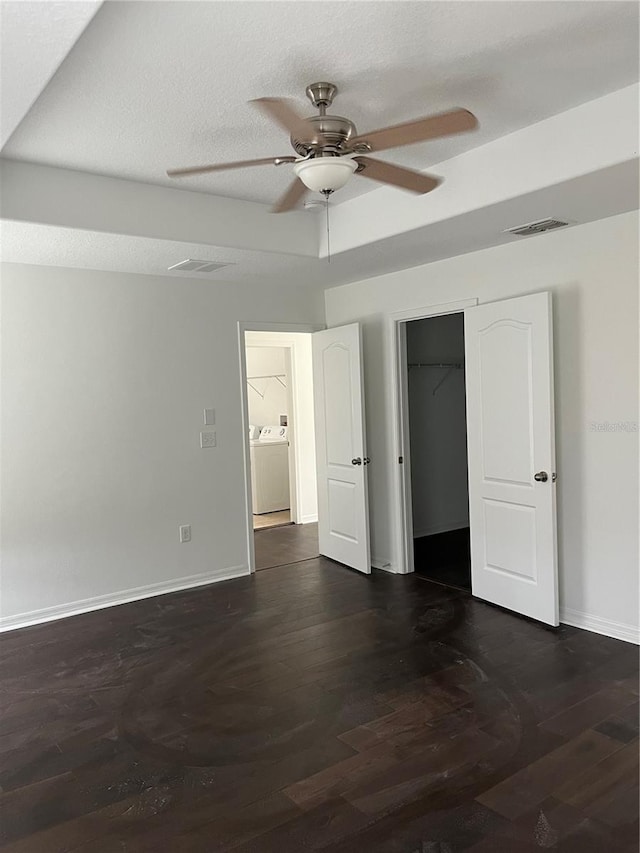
[1,264,323,627]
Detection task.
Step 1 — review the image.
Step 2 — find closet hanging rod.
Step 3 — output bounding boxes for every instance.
[246,373,286,380]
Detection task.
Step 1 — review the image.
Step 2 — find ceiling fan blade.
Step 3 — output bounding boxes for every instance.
[167,156,296,178]
[351,108,478,153]
[251,97,318,143]
[354,157,441,193]
[271,178,308,213]
[355,157,441,194]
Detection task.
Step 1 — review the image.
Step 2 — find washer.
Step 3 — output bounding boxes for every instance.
[250,425,290,514]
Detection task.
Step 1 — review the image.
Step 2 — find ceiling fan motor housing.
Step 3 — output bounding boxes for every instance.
[291,114,358,156]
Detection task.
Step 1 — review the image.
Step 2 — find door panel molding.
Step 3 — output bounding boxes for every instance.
[313,324,371,574]
[465,291,558,625]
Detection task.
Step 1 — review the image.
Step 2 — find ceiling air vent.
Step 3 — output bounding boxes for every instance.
[505,218,570,237]
[168,259,233,273]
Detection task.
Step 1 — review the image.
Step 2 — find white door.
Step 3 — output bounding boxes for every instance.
[464,292,558,625]
[312,324,371,574]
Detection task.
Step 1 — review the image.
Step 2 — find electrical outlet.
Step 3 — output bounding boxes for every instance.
[179,524,191,543]
[200,431,216,448]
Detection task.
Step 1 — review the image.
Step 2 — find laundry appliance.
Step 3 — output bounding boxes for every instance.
[250,425,290,514]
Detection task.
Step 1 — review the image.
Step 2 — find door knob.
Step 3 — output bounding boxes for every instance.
[363,457,371,465]
[534,471,548,482]
[351,457,362,466]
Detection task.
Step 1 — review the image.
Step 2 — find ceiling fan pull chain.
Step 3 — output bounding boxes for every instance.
[323,190,331,264]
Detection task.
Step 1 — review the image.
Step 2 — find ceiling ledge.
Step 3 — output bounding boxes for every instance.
[0,160,319,258]
[321,83,639,257]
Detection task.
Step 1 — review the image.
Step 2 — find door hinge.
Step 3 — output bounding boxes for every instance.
[398,456,404,464]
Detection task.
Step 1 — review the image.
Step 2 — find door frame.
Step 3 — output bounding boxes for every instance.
[388,299,478,576]
[238,321,324,574]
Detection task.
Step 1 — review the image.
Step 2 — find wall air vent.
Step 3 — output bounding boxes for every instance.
[505,218,570,237]
[168,259,233,273]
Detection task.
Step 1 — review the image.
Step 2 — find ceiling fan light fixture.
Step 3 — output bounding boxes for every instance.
[293,157,357,193]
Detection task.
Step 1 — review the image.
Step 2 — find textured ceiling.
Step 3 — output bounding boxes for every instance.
[2,1,639,207]
[0,0,101,147]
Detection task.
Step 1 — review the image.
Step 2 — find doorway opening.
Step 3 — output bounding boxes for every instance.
[246,339,293,531]
[405,312,471,591]
[242,330,319,571]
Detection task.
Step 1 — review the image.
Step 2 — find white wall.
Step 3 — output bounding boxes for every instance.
[0,264,324,628]
[245,346,288,428]
[244,331,318,526]
[407,314,469,538]
[325,211,639,643]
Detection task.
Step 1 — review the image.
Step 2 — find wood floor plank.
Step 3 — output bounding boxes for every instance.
[540,683,638,737]
[0,527,637,851]
[553,739,639,812]
[476,729,625,820]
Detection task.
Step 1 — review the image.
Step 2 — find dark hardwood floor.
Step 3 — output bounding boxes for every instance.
[254,521,319,571]
[0,554,637,851]
[414,528,471,591]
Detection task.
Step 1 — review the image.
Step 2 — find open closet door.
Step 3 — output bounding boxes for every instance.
[312,324,371,574]
[464,292,558,625]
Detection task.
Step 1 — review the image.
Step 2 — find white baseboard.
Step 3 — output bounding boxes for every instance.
[560,607,640,645]
[413,520,469,539]
[299,513,318,524]
[371,557,396,573]
[0,564,250,633]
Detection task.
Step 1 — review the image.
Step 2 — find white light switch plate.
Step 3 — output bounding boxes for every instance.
[200,431,217,448]
[204,408,215,425]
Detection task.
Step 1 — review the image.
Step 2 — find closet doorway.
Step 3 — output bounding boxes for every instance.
[405,312,471,591]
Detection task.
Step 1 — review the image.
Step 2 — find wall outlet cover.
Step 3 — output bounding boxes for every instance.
[204,408,216,425]
[179,524,191,543]
[200,431,217,448]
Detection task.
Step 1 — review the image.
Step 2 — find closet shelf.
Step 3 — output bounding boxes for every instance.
[408,362,463,369]
[246,373,287,399]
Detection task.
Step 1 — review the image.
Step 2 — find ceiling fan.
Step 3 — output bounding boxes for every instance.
[167,82,478,213]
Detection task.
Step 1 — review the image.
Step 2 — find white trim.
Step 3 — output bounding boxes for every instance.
[560,607,640,645]
[371,558,395,573]
[389,299,479,324]
[300,513,319,524]
[240,322,324,334]
[0,564,249,633]
[238,320,324,574]
[389,298,478,575]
